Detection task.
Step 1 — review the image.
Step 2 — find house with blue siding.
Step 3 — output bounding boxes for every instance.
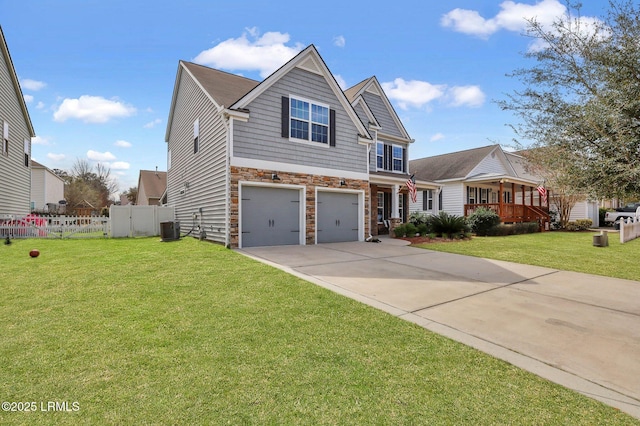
[166,45,380,248]
[0,26,35,217]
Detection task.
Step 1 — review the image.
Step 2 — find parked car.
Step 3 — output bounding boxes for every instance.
[604,206,640,229]
[616,202,640,212]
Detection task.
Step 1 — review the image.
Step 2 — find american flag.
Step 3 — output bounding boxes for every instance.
[406,174,417,204]
[537,185,548,204]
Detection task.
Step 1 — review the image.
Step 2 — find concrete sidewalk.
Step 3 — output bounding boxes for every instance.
[238,238,640,419]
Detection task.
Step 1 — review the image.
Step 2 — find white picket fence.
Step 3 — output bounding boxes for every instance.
[0,206,176,240]
[620,216,640,244]
[0,215,109,239]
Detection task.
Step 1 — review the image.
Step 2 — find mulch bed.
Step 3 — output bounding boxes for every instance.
[397,236,471,245]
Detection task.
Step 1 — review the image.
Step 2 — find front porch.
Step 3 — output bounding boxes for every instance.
[463,180,551,231]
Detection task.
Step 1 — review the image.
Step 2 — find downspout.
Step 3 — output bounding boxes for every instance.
[224,111,231,248]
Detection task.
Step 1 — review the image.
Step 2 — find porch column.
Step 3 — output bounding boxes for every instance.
[499,181,504,219]
[511,183,516,206]
[529,186,533,206]
[391,184,400,218]
[521,185,525,205]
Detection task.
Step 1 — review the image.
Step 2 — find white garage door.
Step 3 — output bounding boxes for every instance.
[317,191,359,243]
[241,186,301,248]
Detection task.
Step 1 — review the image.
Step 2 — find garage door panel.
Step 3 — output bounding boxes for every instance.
[241,186,300,247]
[317,192,359,243]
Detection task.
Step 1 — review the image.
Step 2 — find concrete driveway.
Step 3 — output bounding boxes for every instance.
[238,237,640,419]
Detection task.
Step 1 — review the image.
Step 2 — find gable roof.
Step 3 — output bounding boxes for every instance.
[137,169,167,201]
[181,61,259,109]
[344,76,411,142]
[230,44,371,141]
[166,45,371,143]
[410,145,501,181]
[0,26,35,137]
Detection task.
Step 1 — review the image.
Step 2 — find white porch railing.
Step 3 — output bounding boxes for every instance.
[0,215,109,239]
[620,215,640,244]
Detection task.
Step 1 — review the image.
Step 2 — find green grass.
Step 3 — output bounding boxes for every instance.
[414,230,640,281]
[0,238,637,425]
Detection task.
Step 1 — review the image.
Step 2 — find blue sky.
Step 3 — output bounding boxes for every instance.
[2,0,610,196]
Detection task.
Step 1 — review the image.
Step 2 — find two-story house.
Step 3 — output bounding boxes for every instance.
[166,45,374,248]
[0,26,35,217]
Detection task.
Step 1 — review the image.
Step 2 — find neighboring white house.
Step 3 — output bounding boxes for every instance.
[0,26,35,216]
[409,144,599,227]
[30,160,64,212]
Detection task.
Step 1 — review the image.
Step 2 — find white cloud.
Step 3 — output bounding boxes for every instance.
[32,135,49,145]
[109,161,130,170]
[23,94,34,103]
[194,28,304,78]
[36,101,45,109]
[143,118,162,129]
[47,153,65,162]
[114,140,132,148]
[53,95,136,123]
[333,35,346,47]
[430,133,445,142]
[447,85,486,108]
[87,150,116,161]
[21,78,46,91]
[441,0,568,39]
[381,78,447,110]
[382,78,486,110]
[333,74,347,90]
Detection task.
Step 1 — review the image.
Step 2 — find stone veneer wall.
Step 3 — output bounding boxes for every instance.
[230,166,370,248]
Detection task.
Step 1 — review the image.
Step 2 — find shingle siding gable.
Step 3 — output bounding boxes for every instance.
[362,91,404,139]
[232,67,367,173]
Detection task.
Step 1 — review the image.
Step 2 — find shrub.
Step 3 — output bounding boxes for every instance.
[393,224,406,238]
[486,222,540,236]
[467,207,501,236]
[575,219,593,230]
[417,223,429,236]
[431,212,468,238]
[599,208,609,227]
[408,212,428,226]
[404,223,417,236]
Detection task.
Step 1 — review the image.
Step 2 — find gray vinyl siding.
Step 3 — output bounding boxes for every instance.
[0,46,31,216]
[166,68,228,244]
[361,92,404,139]
[233,67,368,174]
[352,103,369,128]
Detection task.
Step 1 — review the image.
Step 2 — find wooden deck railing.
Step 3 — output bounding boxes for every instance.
[464,203,550,231]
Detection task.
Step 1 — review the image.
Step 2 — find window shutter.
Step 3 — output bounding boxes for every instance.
[423,191,428,211]
[281,96,289,138]
[329,109,336,147]
[403,147,407,173]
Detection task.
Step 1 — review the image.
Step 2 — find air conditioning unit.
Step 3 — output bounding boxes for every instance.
[160,221,181,241]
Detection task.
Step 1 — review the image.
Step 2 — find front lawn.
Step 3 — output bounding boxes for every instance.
[413,230,640,281]
[0,238,636,424]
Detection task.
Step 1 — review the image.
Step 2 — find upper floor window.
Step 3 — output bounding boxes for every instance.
[290,97,329,144]
[392,145,403,172]
[24,139,29,167]
[3,121,8,156]
[376,142,406,173]
[193,119,199,154]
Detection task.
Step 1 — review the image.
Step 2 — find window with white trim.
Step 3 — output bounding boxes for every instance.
[392,145,403,172]
[376,142,384,169]
[193,119,199,154]
[290,97,329,144]
[24,138,29,167]
[423,189,433,211]
[167,149,172,170]
[3,121,8,156]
